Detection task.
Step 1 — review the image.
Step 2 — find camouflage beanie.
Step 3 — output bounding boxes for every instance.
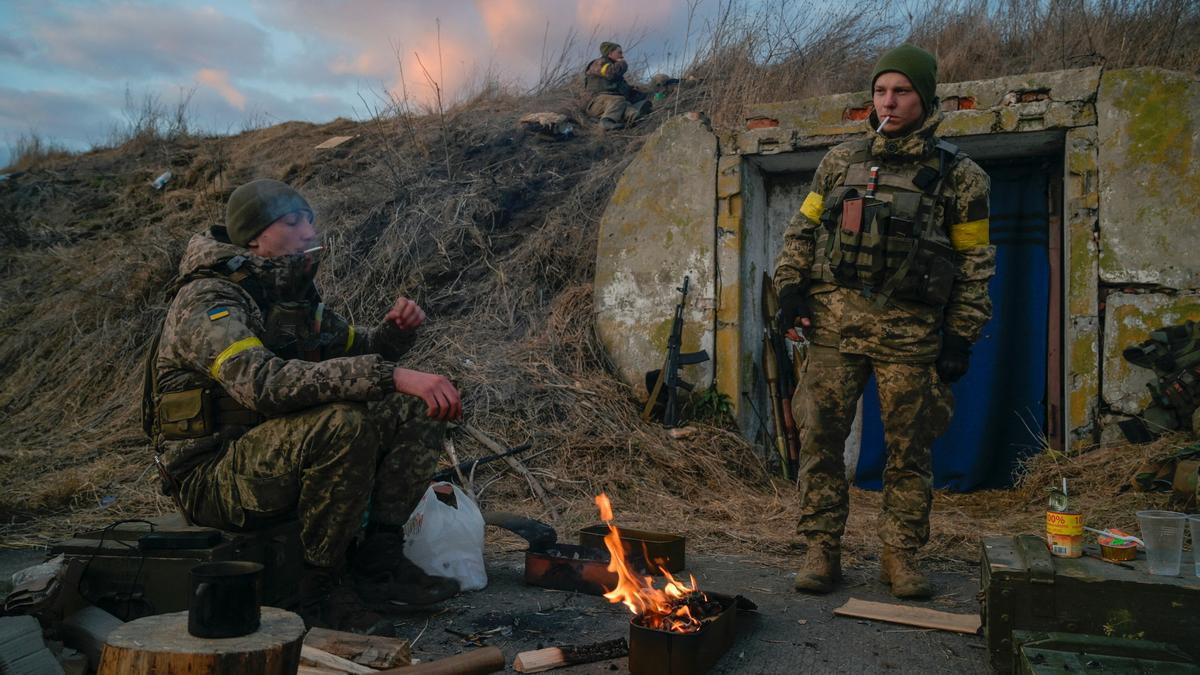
[599,41,621,57]
[225,179,314,246]
[871,44,938,115]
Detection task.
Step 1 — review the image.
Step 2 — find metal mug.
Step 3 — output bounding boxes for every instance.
[188,561,263,638]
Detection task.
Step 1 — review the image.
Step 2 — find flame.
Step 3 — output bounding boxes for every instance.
[595,492,706,633]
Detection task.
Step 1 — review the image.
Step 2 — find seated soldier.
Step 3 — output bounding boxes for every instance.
[584,41,650,130]
[144,178,461,628]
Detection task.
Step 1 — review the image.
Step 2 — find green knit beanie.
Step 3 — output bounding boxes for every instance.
[599,41,621,58]
[225,179,314,246]
[871,44,938,115]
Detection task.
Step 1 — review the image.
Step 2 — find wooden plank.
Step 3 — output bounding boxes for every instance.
[304,626,411,669]
[300,645,375,674]
[833,598,981,634]
[314,136,354,149]
[377,646,505,674]
[0,615,45,664]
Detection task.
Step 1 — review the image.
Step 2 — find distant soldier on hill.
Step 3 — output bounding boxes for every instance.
[774,44,995,599]
[143,179,461,629]
[584,41,650,130]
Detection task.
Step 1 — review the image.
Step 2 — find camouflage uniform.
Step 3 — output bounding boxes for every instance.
[150,228,442,567]
[774,109,995,550]
[584,56,648,128]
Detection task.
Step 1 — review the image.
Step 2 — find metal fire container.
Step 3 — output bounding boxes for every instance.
[579,525,686,573]
[627,592,738,675]
[523,543,619,596]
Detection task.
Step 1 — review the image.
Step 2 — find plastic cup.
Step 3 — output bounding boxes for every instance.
[1189,515,1200,577]
[1137,510,1186,576]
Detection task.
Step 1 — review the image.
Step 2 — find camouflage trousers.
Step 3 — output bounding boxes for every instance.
[179,393,443,567]
[791,345,954,550]
[587,94,649,126]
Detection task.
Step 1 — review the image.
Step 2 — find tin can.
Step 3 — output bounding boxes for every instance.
[1046,511,1084,558]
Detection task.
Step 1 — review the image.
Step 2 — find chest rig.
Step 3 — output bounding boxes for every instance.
[813,138,962,308]
[142,255,326,445]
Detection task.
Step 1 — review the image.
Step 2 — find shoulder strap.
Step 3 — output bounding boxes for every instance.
[141,320,167,439]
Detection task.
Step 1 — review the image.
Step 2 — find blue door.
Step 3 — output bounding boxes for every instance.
[856,161,1053,491]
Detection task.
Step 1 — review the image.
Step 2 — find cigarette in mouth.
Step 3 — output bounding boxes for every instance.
[875,116,891,133]
[303,246,324,254]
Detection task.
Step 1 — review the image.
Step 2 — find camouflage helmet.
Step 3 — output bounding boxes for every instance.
[225,179,314,246]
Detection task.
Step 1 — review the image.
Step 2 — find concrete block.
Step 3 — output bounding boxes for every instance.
[594,116,718,395]
[1097,68,1200,288]
[1102,292,1200,414]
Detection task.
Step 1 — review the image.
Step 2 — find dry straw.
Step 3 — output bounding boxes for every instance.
[2,0,1195,566]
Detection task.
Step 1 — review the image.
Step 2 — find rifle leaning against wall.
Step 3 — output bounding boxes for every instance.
[761,272,801,480]
[642,276,711,428]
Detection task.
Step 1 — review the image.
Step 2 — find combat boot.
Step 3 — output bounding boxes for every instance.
[350,532,460,607]
[793,544,841,594]
[295,564,392,634]
[880,547,934,599]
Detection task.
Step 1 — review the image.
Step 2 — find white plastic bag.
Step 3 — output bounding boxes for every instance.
[403,482,488,591]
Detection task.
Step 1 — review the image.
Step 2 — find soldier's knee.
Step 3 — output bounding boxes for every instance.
[311,402,378,464]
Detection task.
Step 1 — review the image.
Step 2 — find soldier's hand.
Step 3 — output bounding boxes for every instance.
[777,285,812,340]
[936,333,972,384]
[385,296,426,330]
[393,368,462,421]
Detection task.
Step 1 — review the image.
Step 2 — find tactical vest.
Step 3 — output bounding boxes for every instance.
[584,58,627,96]
[1123,320,1200,431]
[141,256,326,445]
[812,138,962,308]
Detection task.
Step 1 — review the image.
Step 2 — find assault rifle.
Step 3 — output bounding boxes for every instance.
[432,442,534,483]
[761,272,801,480]
[641,276,711,428]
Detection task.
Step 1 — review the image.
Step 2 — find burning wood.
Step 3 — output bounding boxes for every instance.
[593,493,722,634]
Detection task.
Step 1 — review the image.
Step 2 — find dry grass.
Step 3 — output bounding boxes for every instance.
[2,0,1197,571]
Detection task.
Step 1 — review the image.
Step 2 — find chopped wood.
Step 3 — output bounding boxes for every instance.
[376,645,504,674]
[300,645,375,674]
[832,598,981,634]
[298,666,345,675]
[314,136,355,149]
[304,627,412,669]
[514,637,628,673]
[667,427,696,440]
[97,608,304,675]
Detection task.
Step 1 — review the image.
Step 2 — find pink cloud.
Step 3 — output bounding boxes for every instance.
[196,68,246,110]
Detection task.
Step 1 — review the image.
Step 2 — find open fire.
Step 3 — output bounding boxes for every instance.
[594,493,723,633]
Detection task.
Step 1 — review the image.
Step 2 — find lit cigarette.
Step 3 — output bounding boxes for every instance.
[303,246,324,254]
[875,116,891,133]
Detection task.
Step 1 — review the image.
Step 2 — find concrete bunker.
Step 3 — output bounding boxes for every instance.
[595,67,1200,486]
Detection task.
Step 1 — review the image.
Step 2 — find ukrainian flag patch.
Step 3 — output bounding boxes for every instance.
[207,307,231,321]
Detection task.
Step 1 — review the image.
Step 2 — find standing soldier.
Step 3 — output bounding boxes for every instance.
[584,41,649,130]
[144,179,462,628]
[773,44,994,598]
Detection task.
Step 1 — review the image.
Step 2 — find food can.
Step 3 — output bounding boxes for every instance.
[1046,510,1084,558]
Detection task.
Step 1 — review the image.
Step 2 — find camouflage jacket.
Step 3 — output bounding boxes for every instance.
[584,57,632,97]
[774,110,995,362]
[151,227,415,476]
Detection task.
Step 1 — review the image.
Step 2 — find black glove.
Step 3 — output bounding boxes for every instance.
[937,333,972,384]
[777,285,813,336]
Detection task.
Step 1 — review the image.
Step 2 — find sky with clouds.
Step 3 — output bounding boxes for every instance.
[0,0,732,168]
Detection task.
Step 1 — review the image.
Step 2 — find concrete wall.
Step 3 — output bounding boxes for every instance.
[593,67,1200,449]
[594,115,718,396]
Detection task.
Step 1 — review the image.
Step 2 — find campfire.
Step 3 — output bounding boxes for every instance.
[594,494,723,633]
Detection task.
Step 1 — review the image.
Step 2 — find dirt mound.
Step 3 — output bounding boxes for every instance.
[0,75,1185,569]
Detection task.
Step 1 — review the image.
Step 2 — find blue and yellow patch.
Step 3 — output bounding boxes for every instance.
[207,307,231,321]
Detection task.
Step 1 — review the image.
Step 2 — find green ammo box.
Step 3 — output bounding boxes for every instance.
[980,534,1200,673]
[1014,631,1199,674]
[50,513,303,621]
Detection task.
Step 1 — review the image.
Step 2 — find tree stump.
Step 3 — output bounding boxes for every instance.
[98,607,304,675]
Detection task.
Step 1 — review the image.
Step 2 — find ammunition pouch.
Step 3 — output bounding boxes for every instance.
[818,187,956,306]
[156,388,263,441]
